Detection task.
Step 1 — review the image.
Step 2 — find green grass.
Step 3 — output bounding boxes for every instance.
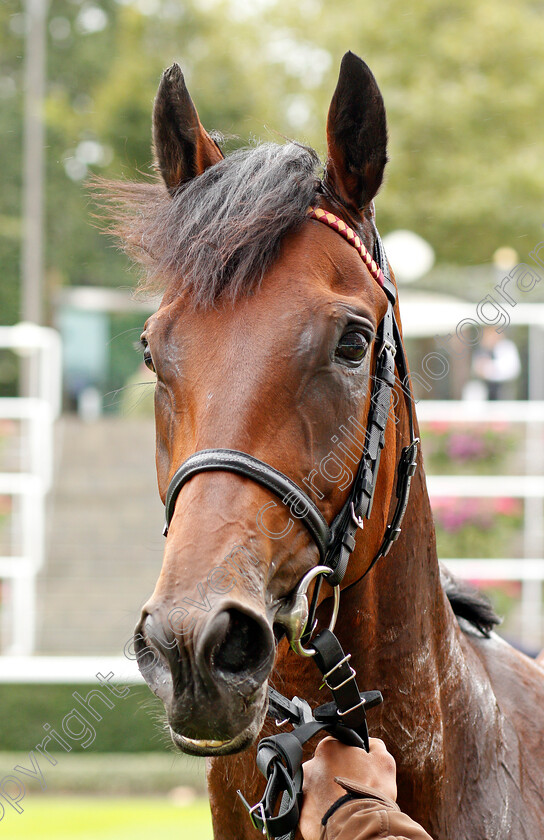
[4,797,213,840]
[0,752,207,796]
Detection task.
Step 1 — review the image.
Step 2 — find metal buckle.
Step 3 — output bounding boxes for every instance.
[322,652,352,679]
[328,668,357,691]
[320,654,358,691]
[248,802,270,838]
[275,566,340,659]
[338,697,367,716]
[350,502,364,530]
[377,337,396,358]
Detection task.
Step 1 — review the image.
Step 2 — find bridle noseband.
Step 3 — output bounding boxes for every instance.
[162,205,419,652]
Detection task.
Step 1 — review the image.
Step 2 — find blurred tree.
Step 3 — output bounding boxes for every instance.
[268,0,544,264]
[2,0,543,330]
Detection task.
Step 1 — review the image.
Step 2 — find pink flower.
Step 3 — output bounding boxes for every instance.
[494,497,521,516]
[447,433,485,461]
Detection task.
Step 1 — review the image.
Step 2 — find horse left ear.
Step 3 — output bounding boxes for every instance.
[324,52,388,212]
[153,63,224,196]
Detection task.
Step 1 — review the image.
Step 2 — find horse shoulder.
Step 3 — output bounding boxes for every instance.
[461,628,544,829]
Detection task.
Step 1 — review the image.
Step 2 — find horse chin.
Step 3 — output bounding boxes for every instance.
[168,691,269,757]
[169,725,257,757]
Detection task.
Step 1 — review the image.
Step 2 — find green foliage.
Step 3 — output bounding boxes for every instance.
[0,683,168,752]
[2,0,543,327]
[433,497,523,558]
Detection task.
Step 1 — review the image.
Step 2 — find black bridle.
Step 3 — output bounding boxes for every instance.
[162,223,419,599]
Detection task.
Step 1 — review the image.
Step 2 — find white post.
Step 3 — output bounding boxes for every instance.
[9,573,37,656]
[522,324,544,648]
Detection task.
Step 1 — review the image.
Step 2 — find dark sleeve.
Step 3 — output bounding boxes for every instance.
[320,778,434,840]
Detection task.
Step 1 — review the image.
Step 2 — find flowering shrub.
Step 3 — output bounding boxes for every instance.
[0,495,12,538]
[432,497,523,558]
[0,419,17,472]
[0,419,14,446]
[421,422,521,475]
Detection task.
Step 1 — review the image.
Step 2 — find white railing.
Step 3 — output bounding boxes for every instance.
[0,324,61,655]
[418,400,544,648]
[0,655,142,684]
[0,323,62,416]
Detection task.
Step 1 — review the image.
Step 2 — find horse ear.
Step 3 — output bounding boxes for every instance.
[324,52,388,212]
[152,63,224,196]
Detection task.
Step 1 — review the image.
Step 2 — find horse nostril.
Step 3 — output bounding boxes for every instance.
[134,613,176,704]
[208,608,274,680]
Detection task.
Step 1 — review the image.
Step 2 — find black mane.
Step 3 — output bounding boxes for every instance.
[100,142,321,307]
[441,566,501,637]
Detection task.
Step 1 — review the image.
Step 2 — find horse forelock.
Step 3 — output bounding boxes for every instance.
[98,142,321,307]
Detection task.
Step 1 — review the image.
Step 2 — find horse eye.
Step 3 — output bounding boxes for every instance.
[141,339,155,372]
[335,331,369,365]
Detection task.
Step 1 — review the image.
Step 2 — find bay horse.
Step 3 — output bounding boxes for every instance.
[105,52,543,838]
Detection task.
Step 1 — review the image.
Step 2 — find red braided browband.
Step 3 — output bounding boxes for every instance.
[307,206,385,287]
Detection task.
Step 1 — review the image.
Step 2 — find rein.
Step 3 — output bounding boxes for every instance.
[161,206,420,839]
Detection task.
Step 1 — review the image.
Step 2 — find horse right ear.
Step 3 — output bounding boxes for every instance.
[324,52,388,212]
[153,63,224,196]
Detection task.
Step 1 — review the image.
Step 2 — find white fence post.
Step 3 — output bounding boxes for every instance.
[0,324,61,654]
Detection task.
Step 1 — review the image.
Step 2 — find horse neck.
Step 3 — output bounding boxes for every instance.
[332,393,511,836]
[344,408,448,664]
[342,334,448,652]
[340,458,452,679]
[333,373,490,806]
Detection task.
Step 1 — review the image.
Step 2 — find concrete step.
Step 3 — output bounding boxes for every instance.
[36,416,165,655]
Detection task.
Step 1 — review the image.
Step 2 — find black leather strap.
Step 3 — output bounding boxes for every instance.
[322,231,418,580]
[164,449,329,560]
[242,720,328,838]
[311,630,370,749]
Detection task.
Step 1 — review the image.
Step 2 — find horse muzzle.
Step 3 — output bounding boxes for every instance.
[133,601,275,755]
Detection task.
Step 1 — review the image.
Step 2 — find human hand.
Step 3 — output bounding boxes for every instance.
[299,737,397,840]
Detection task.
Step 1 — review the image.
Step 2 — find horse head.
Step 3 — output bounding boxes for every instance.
[128,52,402,757]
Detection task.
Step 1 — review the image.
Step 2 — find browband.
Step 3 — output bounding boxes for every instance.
[306,206,385,286]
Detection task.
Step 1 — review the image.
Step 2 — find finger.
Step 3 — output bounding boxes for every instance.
[301,759,316,791]
[314,736,337,754]
[368,740,397,774]
[368,738,388,753]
